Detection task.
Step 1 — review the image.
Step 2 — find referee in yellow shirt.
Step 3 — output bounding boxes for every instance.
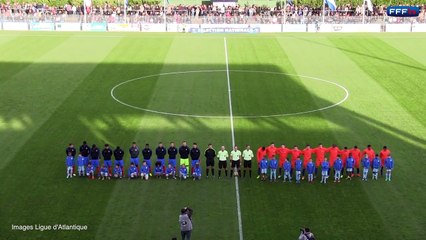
[230,146,242,177]
[217,146,229,178]
[242,145,254,178]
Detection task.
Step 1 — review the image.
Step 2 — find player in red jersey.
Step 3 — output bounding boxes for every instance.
[301,144,313,180]
[327,144,340,176]
[265,143,277,160]
[290,145,302,176]
[351,145,362,176]
[362,145,375,176]
[338,146,350,177]
[256,146,266,179]
[379,146,391,176]
[362,145,375,161]
[313,144,328,177]
[276,144,291,178]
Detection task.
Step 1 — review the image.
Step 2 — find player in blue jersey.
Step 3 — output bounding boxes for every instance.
[259,156,268,181]
[154,161,164,179]
[102,144,113,175]
[90,144,100,173]
[320,158,330,184]
[100,164,110,180]
[140,161,150,180]
[168,142,178,169]
[306,159,315,183]
[384,154,394,181]
[113,146,125,177]
[361,154,371,181]
[66,143,76,175]
[372,154,381,180]
[142,144,153,176]
[269,157,278,182]
[193,162,202,180]
[113,164,123,179]
[156,142,167,169]
[77,153,85,177]
[283,158,292,182]
[65,152,74,178]
[86,163,95,179]
[165,163,176,179]
[190,143,201,172]
[128,162,138,179]
[346,155,355,180]
[79,141,91,166]
[333,157,343,183]
[129,142,140,172]
[179,164,188,180]
[295,157,303,184]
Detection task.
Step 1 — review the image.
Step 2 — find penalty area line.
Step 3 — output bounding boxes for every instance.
[224,37,243,240]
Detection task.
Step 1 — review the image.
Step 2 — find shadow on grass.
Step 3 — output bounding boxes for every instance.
[0,62,424,240]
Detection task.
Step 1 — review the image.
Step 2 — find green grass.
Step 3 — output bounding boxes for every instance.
[0,32,425,240]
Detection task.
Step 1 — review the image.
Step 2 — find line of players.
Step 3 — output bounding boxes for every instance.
[65,141,394,182]
[65,141,208,180]
[256,143,394,183]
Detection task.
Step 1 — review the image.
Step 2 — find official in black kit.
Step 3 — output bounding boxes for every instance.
[204,144,216,178]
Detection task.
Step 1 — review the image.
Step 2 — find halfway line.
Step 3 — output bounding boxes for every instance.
[224,37,243,240]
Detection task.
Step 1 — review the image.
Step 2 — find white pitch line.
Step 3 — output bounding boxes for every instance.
[224,38,236,147]
[224,37,243,240]
[110,70,350,119]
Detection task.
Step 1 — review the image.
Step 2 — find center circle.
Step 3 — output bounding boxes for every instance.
[110,70,349,118]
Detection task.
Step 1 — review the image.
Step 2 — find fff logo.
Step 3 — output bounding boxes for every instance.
[387,6,420,17]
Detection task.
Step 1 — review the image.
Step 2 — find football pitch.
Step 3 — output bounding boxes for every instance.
[0,31,425,240]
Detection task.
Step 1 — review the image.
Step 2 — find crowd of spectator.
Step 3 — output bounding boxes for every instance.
[0,2,424,24]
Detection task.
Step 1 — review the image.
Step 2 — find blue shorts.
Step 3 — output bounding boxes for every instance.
[168,159,176,167]
[104,160,112,167]
[191,160,199,167]
[83,156,89,165]
[157,159,165,167]
[130,158,140,166]
[91,159,99,168]
[115,160,124,168]
[144,159,151,167]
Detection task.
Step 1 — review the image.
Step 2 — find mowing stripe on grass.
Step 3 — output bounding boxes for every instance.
[327,37,426,127]
[224,37,243,240]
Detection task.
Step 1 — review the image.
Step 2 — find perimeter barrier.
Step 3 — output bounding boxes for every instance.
[1,14,425,32]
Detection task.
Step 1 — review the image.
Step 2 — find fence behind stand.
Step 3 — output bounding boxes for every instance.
[0,14,425,32]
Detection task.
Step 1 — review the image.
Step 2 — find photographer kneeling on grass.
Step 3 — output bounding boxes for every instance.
[179,207,193,240]
[299,227,315,240]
